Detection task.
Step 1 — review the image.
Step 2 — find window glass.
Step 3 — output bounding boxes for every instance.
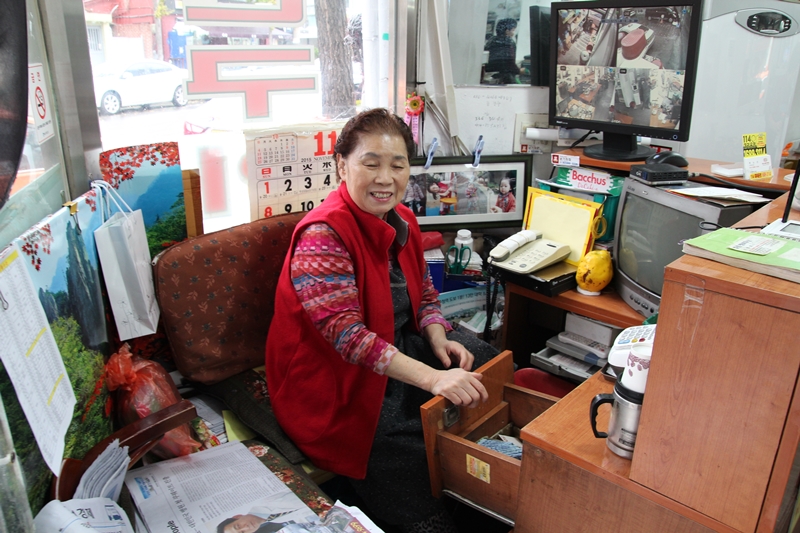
[83,0,382,232]
[0,0,69,248]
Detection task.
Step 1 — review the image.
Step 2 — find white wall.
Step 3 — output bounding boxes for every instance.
[422,0,800,169]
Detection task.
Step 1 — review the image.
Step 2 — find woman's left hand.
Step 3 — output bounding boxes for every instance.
[429,336,474,371]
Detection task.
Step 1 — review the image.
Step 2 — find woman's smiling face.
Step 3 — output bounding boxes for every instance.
[337,133,410,218]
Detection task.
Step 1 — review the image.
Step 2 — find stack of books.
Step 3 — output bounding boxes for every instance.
[682,226,800,283]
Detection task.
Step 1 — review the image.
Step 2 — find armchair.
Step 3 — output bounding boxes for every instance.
[151,211,308,464]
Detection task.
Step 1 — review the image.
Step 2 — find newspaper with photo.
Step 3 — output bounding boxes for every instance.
[124,440,383,533]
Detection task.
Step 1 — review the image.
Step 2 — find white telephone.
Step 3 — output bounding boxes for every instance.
[607,324,657,366]
[489,230,571,274]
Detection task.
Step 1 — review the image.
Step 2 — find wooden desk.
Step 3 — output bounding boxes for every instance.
[510,195,800,533]
[557,147,795,193]
[516,374,737,533]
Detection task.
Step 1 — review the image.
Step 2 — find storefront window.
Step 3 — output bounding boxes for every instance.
[82,0,392,232]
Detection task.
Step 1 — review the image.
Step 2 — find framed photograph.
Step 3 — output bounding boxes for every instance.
[405,154,531,228]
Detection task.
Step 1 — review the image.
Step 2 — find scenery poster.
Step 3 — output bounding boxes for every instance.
[0,142,187,512]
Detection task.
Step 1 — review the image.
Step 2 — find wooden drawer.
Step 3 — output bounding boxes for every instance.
[421,351,557,523]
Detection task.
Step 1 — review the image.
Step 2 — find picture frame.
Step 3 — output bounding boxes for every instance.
[405,154,532,228]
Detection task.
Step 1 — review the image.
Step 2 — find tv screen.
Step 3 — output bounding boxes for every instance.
[617,192,703,297]
[613,179,754,317]
[549,0,702,161]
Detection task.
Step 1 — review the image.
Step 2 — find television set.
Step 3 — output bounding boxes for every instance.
[549,0,703,161]
[612,179,753,318]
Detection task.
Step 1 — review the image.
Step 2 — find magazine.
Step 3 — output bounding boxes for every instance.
[125,441,383,533]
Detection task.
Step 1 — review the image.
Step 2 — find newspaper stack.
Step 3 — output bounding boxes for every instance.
[125,441,383,533]
[188,394,227,443]
[74,439,130,502]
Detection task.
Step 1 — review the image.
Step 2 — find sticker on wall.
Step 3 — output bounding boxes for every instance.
[466,454,491,483]
[27,63,55,144]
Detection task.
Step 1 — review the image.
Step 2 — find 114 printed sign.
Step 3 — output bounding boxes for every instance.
[247,123,347,221]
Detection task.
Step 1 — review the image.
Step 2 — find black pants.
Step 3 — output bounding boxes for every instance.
[346,330,499,527]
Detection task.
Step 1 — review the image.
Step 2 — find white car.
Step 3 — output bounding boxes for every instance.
[93,59,189,115]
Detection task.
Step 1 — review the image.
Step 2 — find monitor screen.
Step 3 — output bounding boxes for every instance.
[549,0,702,161]
[616,192,703,297]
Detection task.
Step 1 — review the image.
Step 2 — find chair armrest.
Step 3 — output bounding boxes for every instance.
[51,400,197,501]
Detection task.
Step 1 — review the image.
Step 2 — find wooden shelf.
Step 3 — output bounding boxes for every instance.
[504,282,644,330]
[557,147,795,193]
[510,194,800,533]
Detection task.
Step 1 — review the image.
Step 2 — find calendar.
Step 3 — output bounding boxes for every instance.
[247,122,347,221]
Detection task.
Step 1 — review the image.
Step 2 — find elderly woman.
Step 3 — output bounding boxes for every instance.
[265,108,498,533]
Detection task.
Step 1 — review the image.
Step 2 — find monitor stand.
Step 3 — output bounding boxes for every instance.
[583,132,656,162]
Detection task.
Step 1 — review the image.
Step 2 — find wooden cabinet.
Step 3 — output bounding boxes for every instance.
[517,374,731,533]
[629,254,800,533]
[507,195,800,533]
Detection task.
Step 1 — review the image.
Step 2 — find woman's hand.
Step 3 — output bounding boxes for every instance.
[424,324,474,370]
[430,368,488,408]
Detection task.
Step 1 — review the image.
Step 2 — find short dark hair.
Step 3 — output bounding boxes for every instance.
[496,18,518,36]
[217,518,236,533]
[333,108,415,178]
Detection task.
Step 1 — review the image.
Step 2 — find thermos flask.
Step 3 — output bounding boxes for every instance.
[590,377,644,459]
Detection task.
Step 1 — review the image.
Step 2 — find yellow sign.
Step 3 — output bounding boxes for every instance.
[742,132,768,158]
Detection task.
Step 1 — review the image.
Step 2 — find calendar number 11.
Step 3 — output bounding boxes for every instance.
[314,131,337,156]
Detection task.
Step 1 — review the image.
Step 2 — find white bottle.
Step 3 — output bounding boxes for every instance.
[454,229,474,252]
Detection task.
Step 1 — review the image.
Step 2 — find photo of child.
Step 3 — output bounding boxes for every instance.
[438,179,457,215]
[426,180,441,216]
[409,162,524,226]
[491,176,517,213]
[401,175,425,215]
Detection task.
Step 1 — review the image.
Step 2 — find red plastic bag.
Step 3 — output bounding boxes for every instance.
[420,231,444,250]
[106,344,200,459]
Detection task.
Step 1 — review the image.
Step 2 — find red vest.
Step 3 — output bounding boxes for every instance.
[265,184,425,478]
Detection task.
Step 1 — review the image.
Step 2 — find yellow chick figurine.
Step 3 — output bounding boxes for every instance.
[576,250,613,295]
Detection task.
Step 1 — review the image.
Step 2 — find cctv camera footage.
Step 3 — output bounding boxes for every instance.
[554,5,693,131]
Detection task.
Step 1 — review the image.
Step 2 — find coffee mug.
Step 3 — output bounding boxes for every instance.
[620,343,652,394]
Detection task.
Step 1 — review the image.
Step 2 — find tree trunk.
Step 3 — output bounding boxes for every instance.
[314,0,355,119]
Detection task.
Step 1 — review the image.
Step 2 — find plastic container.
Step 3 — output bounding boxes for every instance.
[455,229,474,252]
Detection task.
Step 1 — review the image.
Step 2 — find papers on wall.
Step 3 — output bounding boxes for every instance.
[34,498,133,533]
[0,244,76,475]
[125,440,383,533]
[245,123,347,222]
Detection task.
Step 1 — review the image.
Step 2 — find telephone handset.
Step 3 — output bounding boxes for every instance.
[489,229,542,261]
[489,230,571,275]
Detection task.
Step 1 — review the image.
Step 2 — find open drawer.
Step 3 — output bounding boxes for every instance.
[420,350,558,524]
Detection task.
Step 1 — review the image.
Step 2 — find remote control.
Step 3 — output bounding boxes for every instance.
[607,324,656,365]
[557,331,609,359]
[612,324,656,347]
